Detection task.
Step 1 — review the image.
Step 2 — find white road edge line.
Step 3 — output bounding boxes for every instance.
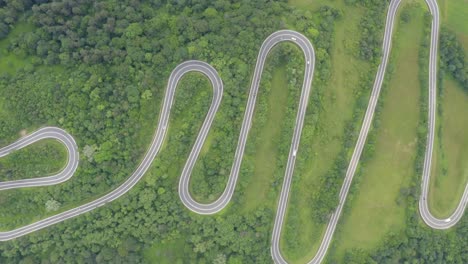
[0,2,466,264]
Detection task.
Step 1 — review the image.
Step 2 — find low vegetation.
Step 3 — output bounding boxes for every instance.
[430,77,468,217]
[0,1,342,263]
[0,0,465,263]
[428,0,468,218]
[328,3,426,260]
[328,2,468,263]
[0,139,67,182]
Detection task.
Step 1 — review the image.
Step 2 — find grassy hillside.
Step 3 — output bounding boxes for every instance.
[439,0,467,46]
[328,3,427,261]
[429,76,468,217]
[241,64,294,211]
[0,0,464,262]
[280,0,375,262]
[0,139,67,181]
[428,0,468,218]
[0,23,34,75]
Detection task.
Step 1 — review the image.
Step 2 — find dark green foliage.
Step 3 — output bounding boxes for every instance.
[309,0,388,223]
[347,0,388,61]
[329,11,467,264]
[0,0,465,263]
[0,140,66,181]
[439,29,467,91]
[0,0,34,39]
[0,0,339,263]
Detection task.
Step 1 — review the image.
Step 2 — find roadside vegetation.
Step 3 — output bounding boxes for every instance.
[438,0,468,45]
[280,0,378,262]
[327,3,426,260]
[0,1,339,263]
[0,139,67,182]
[240,60,295,212]
[428,0,468,218]
[430,76,468,217]
[0,0,465,263]
[327,2,468,263]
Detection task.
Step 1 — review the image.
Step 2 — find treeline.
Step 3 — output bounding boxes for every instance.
[439,29,467,91]
[0,0,342,263]
[337,11,467,264]
[346,0,388,61]
[308,0,388,223]
[0,140,66,181]
[0,0,36,39]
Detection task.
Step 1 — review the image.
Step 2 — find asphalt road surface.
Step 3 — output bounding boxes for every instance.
[0,0,466,263]
[0,61,224,241]
[418,0,468,230]
[178,30,315,219]
[0,127,79,191]
[298,1,467,263]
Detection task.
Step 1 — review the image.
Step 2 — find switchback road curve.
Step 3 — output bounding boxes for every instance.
[300,0,466,263]
[178,30,314,215]
[0,127,78,191]
[0,0,466,263]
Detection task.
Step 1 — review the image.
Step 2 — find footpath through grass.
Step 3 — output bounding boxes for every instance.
[439,0,468,43]
[328,3,426,261]
[143,239,187,264]
[0,139,68,228]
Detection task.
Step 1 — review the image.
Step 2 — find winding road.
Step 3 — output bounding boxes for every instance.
[0,0,466,263]
[0,127,79,191]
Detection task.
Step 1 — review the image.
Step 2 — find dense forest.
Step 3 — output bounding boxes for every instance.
[0,0,342,262]
[0,0,466,263]
[439,29,467,91]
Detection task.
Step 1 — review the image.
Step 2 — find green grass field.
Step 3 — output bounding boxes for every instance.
[289,0,343,10]
[241,65,292,211]
[328,3,426,261]
[428,0,468,218]
[0,139,67,181]
[0,139,68,230]
[429,77,468,217]
[439,0,467,54]
[280,1,372,262]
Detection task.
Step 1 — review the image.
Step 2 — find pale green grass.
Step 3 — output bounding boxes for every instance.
[0,139,67,181]
[0,22,34,74]
[0,139,68,228]
[281,1,372,263]
[439,0,468,34]
[242,66,290,211]
[439,0,468,52]
[143,239,187,264]
[429,77,468,217]
[289,0,343,10]
[330,3,425,261]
